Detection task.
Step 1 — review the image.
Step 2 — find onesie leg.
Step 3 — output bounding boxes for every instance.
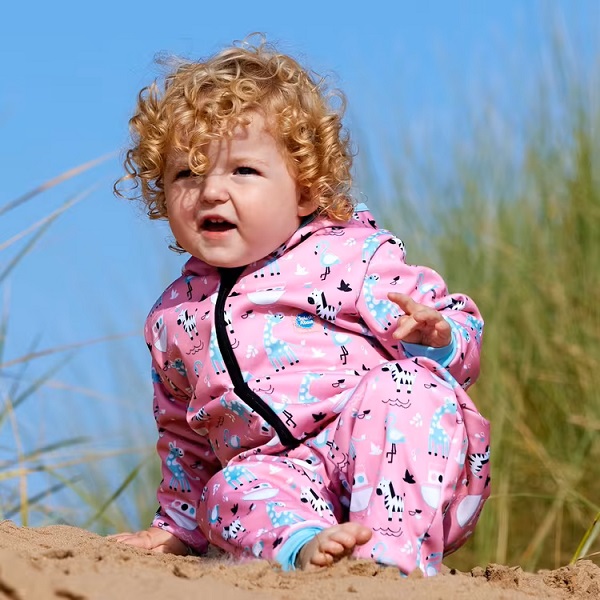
[324,359,490,575]
[197,449,341,567]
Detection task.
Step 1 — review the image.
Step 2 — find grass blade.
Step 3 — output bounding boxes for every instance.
[0,217,55,285]
[571,512,600,563]
[0,437,91,471]
[0,349,67,427]
[0,184,98,253]
[0,153,116,217]
[0,332,137,371]
[3,476,80,520]
[82,457,152,529]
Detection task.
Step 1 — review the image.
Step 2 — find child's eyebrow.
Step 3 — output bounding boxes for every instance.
[166,156,190,171]
[229,154,269,167]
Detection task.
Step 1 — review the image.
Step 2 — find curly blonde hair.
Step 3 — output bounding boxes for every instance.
[116,37,355,225]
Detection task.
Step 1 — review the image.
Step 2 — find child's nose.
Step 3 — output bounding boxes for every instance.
[202,175,230,204]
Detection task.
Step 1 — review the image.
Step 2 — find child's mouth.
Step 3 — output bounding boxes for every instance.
[202,218,236,232]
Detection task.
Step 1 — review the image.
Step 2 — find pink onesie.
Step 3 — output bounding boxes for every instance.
[146,206,490,574]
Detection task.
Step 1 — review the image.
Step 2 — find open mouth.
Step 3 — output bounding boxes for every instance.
[201,218,236,232]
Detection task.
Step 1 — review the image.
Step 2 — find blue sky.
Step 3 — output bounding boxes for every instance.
[1,1,598,492]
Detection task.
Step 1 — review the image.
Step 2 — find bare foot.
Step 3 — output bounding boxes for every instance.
[296,523,372,569]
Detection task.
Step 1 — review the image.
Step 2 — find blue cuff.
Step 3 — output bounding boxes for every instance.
[401,319,457,367]
[277,526,326,571]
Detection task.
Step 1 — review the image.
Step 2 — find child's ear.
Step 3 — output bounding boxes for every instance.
[297,191,319,217]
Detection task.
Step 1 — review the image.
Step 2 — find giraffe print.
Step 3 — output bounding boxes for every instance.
[466,314,484,345]
[297,372,323,404]
[222,464,257,490]
[263,313,299,371]
[253,256,281,278]
[208,327,226,375]
[361,231,389,263]
[166,442,191,492]
[362,274,400,330]
[265,501,304,527]
[427,397,458,458]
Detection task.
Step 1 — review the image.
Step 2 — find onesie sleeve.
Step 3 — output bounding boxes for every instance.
[356,239,483,389]
[150,362,221,554]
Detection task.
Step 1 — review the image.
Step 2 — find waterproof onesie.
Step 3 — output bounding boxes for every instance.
[146,206,490,575]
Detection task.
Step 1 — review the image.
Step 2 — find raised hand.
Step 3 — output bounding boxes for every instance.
[388,292,452,348]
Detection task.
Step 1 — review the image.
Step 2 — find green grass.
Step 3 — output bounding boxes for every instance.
[0,156,153,528]
[365,30,600,571]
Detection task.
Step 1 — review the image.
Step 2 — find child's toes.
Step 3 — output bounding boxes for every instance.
[355,526,373,544]
[320,539,346,557]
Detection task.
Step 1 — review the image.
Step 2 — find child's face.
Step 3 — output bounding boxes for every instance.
[164,112,316,268]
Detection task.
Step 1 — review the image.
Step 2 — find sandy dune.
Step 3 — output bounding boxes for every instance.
[1,521,599,599]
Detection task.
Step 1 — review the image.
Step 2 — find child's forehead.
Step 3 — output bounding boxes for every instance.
[170,108,275,135]
[167,111,280,152]
[165,147,191,166]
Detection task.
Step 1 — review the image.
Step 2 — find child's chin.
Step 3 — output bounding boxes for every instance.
[201,256,250,269]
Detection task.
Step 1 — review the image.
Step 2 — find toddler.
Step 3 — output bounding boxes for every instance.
[111,38,490,575]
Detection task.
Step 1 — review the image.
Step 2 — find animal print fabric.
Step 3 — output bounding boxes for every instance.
[146,207,490,574]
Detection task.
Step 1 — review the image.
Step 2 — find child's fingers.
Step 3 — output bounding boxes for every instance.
[108,528,187,554]
[108,532,152,549]
[412,308,444,325]
[388,292,418,315]
[433,319,453,347]
[393,312,452,346]
[392,315,420,340]
[389,293,450,345]
[389,292,443,323]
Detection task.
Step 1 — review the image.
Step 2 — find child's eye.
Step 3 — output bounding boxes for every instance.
[234,166,259,176]
[174,169,193,180]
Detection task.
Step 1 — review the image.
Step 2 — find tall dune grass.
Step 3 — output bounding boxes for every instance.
[363,33,599,571]
[0,157,149,528]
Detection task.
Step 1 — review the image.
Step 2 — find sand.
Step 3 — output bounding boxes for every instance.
[1,521,599,599]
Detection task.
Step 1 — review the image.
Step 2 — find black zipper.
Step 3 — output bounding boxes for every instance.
[215,267,300,449]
